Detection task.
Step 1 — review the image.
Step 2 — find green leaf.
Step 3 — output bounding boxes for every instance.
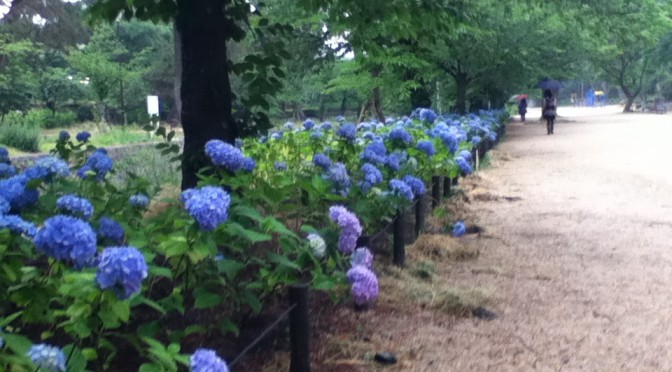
[63,344,87,372]
[193,288,222,309]
[219,318,240,337]
[224,222,272,243]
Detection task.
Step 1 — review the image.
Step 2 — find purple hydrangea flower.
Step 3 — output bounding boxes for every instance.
[274,161,288,171]
[0,163,16,178]
[27,344,66,372]
[98,217,125,244]
[181,186,231,231]
[129,193,150,208]
[389,179,414,201]
[326,162,351,196]
[0,215,37,237]
[351,247,373,268]
[57,194,94,220]
[34,215,96,266]
[361,142,387,165]
[388,127,413,145]
[58,131,70,141]
[336,123,357,141]
[328,206,362,254]
[303,119,315,130]
[76,131,91,142]
[0,175,39,211]
[402,175,426,197]
[242,157,256,172]
[312,153,331,170]
[307,233,326,258]
[459,150,472,161]
[346,265,379,305]
[77,150,113,180]
[416,140,435,157]
[205,140,244,171]
[455,156,472,175]
[0,147,9,164]
[190,349,229,372]
[360,163,383,192]
[452,221,466,237]
[95,246,148,299]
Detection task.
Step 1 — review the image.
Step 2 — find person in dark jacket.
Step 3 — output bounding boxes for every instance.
[542,90,557,135]
[518,98,528,123]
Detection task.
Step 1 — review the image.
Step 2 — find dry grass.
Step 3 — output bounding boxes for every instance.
[144,185,181,219]
[410,234,479,261]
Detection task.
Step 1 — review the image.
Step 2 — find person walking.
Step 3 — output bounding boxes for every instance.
[518,98,528,123]
[542,89,557,135]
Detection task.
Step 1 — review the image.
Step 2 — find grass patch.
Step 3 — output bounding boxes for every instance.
[0,123,41,152]
[113,145,181,190]
[411,234,479,261]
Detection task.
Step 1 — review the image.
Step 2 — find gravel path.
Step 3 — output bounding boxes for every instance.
[425,106,672,371]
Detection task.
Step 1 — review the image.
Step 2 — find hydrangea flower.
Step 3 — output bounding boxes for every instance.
[360,163,383,192]
[25,157,71,181]
[336,123,357,141]
[0,175,39,211]
[386,153,400,172]
[303,119,315,130]
[310,131,323,140]
[0,215,37,237]
[452,221,466,237]
[328,206,362,254]
[98,217,125,244]
[242,157,256,172]
[0,147,9,164]
[438,130,459,154]
[312,153,331,170]
[283,122,294,131]
[34,215,97,266]
[346,265,379,305]
[335,115,345,123]
[402,175,426,197]
[181,186,231,231]
[58,131,70,141]
[0,163,16,178]
[0,197,9,215]
[96,246,148,299]
[321,121,333,130]
[27,344,66,372]
[307,233,326,259]
[416,140,435,157]
[270,131,284,140]
[471,135,482,145]
[459,150,472,162]
[389,179,414,201]
[205,140,244,171]
[129,193,150,208]
[361,142,387,165]
[57,194,94,220]
[326,162,351,196]
[351,247,373,268]
[77,150,113,180]
[455,156,472,175]
[388,127,413,145]
[76,131,91,142]
[190,349,229,372]
[419,108,438,124]
[274,161,287,171]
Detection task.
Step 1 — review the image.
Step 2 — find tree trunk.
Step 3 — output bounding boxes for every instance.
[340,93,347,116]
[119,78,127,127]
[371,67,385,122]
[623,95,635,112]
[176,0,238,190]
[410,83,432,109]
[318,95,326,121]
[173,21,182,123]
[455,73,469,115]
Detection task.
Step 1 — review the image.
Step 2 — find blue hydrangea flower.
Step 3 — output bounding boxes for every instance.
[326,162,351,196]
[328,206,362,254]
[283,122,295,131]
[190,349,229,372]
[416,140,435,157]
[129,194,150,208]
[307,233,326,259]
[98,217,125,244]
[459,150,472,162]
[242,157,256,172]
[58,131,70,141]
[386,154,400,172]
[360,163,383,192]
[419,108,438,124]
[346,265,379,305]
[321,121,333,130]
[34,215,97,266]
[361,142,387,165]
[303,119,315,130]
[312,153,331,170]
[205,140,244,171]
[0,147,9,164]
[389,179,414,201]
[472,136,482,145]
[452,221,466,237]
[0,175,39,211]
[336,123,357,141]
[27,344,66,372]
[57,194,94,220]
[0,163,16,178]
[274,161,287,171]
[351,247,373,268]
[388,127,413,145]
[25,157,70,181]
[0,215,37,237]
[96,246,148,300]
[438,130,459,154]
[335,116,345,123]
[402,175,426,197]
[0,197,9,215]
[78,150,113,180]
[76,131,91,142]
[181,186,231,231]
[310,131,323,140]
[270,131,284,140]
[455,156,472,175]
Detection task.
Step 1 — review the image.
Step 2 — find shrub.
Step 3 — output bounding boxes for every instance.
[0,121,41,152]
[43,111,77,129]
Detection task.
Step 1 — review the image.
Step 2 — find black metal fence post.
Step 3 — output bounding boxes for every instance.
[393,211,405,267]
[289,284,311,372]
[415,198,424,239]
[431,176,441,208]
[443,177,451,198]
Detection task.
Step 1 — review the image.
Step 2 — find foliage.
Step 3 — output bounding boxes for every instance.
[0,112,42,152]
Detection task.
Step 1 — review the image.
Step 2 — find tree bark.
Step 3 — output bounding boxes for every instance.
[371,67,385,122]
[340,93,347,116]
[455,72,469,115]
[176,0,238,190]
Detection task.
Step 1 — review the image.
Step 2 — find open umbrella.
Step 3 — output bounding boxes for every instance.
[508,94,529,102]
[538,79,564,91]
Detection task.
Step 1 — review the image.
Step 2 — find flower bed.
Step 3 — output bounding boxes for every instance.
[0,108,507,371]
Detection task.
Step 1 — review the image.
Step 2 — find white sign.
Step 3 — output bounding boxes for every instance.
[147,96,160,116]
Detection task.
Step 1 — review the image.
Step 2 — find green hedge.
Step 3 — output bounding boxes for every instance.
[0,122,41,152]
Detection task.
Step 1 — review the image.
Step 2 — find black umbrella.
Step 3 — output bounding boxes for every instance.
[537,79,564,91]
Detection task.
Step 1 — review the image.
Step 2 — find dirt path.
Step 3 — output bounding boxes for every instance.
[425,106,672,371]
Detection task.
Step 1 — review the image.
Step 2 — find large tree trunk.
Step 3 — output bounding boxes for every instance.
[455,73,469,115]
[176,0,238,190]
[371,67,385,122]
[623,95,635,112]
